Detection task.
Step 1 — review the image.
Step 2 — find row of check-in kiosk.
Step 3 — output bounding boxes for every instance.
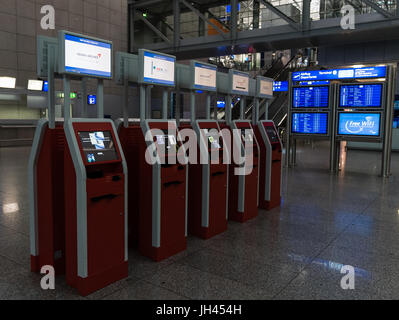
[28,31,282,296]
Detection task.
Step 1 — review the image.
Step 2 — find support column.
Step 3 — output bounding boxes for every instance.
[129,4,135,52]
[140,85,146,121]
[206,94,211,119]
[146,85,152,119]
[81,78,88,118]
[231,0,238,40]
[240,96,245,120]
[47,45,56,129]
[173,0,180,49]
[162,89,168,119]
[63,76,71,124]
[253,0,260,29]
[97,79,104,119]
[190,91,196,123]
[226,95,232,125]
[264,100,269,120]
[302,0,311,31]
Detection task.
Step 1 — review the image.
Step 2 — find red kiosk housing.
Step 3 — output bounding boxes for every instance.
[220,120,260,222]
[64,119,128,296]
[29,120,66,274]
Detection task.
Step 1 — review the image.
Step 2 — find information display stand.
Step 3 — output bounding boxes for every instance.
[116,50,188,261]
[176,61,228,239]
[286,65,396,177]
[217,70,259,222]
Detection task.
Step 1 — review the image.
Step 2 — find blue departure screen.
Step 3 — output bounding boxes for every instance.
[291,112,328,135]
[292,86,329,108]
[340,84,382,108]
[338,113,381,136]
[273,81,288,92]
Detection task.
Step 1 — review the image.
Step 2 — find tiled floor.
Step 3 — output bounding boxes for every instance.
[1,141,399,299]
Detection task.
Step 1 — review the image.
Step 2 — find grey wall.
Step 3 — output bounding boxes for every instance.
[0,0,128,97]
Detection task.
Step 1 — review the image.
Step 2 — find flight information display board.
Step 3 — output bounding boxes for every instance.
[292,86,329,108]
[340,84,383,108]
[291,112,329,135]
[78,131,119,163]
[337,112,381,137]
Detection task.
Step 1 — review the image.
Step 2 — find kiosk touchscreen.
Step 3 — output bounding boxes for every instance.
[186,120,229,239]
[228,121,260,222]
[138,120,187,261]
[253,121,282,210]
[64,119,128,296]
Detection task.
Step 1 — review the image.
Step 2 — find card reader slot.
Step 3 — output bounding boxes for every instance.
[164,181,183,188]
[212,171,225,177]
[91,194,118,203]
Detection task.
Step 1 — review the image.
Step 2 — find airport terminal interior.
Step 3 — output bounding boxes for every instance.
[1,0,399,301]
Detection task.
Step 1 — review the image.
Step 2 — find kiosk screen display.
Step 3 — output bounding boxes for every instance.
[338,113,381,136]
[155,133,177,151]
[78,131,119,163]
[291,112,328,135]
[240,129,254,143]
[64,34,112,78]
[265,125,279,143]
[292,86,329,108]
[340,84,383,108]
[202,129,221,150]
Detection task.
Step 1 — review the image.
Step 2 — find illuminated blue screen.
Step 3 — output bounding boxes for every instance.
[340,84,382,108]
[292,86,329,108]
[87,95,96,105]
[338,113,381,136]
[292,112,328,134]
[42,81,48,92]
[273,81,288,92]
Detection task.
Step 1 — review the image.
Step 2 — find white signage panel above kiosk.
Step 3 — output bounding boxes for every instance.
[256,76,274,99]
[59,31,112,79]
[193,61,217,91]
[139,49,175,87]
[229,70,249,95]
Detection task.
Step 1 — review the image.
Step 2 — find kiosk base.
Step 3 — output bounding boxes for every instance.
[140,239,187,262]
[68,262,128,297]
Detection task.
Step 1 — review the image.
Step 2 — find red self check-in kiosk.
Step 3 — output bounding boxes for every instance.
[64,119,128,296]
[138,120,187,261]
[186,120,228,239]
[253,121,282,210]
[228,120,260,222]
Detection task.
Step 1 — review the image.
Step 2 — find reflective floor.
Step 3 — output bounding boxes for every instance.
[1,141,399,299]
